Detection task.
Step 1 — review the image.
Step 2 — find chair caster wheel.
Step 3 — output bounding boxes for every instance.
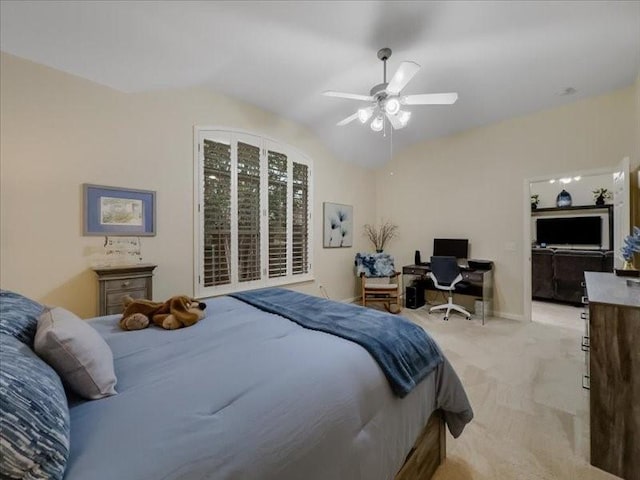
[443,317,448,321]
[466,316,471,320]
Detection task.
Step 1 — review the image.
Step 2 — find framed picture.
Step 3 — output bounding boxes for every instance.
[323,202,353,248]
[83,184,156,236]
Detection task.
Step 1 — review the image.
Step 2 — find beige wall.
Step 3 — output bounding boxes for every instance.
[0,53,376,317]
[375,87,637,319]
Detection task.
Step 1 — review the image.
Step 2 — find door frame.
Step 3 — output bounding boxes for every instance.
[522,166,614,322]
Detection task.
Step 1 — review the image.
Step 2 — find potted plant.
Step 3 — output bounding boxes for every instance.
[531,194,540,210]
[592,188,612,206]
[363,221,398,253]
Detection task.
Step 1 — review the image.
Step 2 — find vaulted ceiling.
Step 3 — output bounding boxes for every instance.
[1,1,639,167]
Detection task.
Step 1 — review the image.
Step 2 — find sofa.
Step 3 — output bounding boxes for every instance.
[532,248,614,304]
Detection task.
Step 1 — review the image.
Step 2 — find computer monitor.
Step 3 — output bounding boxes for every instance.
[433,238,469,259]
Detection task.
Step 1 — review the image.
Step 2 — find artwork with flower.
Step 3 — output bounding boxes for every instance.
[323,202,353,248]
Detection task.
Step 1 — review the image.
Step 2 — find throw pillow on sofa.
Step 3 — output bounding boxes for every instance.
[35,307,118,400]
[0,289,44,346]
[0,333,70,480]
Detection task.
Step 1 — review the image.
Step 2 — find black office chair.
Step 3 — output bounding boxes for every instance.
[429,256,471,321]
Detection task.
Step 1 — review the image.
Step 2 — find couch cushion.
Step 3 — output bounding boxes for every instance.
[35,307,117,400]
[0,289,45,347]
[0,333,70,480]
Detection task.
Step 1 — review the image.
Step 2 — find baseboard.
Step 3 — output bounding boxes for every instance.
[493,310,526,321]
[341,296,360,304]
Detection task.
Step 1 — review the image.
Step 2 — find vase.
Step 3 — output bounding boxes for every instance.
[622,259,636,270]
[595,195,605,206]
[556,189,572,208]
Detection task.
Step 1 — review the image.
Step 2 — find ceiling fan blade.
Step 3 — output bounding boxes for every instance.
[401,92,458,105]
[336,112,360,126]
[386,61,421,95]
[386,112,404,130]
[323,91,374,102]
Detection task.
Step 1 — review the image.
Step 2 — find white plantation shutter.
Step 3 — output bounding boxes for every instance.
[202,138,232,287]
[195,129,312,296]
[237,141,261,282]
[292,162,309,275]
[268,150,288,278]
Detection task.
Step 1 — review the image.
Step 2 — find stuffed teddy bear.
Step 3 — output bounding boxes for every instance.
[119,295,207,331]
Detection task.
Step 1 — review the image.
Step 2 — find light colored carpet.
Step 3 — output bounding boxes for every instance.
[532,300,583,332]
[400,307,618,480]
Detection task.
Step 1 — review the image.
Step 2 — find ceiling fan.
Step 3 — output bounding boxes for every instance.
[323,48,458,132]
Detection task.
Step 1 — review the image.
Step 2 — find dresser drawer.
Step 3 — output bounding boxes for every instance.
[106,289,147,307]
[104,277,147,292]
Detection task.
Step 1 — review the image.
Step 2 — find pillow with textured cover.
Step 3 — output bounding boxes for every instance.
[35,307,117,400]
[0,289,44,346]
[0,333,71,480]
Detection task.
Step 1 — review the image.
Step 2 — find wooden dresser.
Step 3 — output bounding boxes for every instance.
[92,264,157,316]
[584,272,640,480]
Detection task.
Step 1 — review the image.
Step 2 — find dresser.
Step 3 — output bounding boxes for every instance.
[584,272,640,480]
[92,264,157,316]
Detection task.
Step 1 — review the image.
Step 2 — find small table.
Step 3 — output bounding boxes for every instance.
[92,264,157,316]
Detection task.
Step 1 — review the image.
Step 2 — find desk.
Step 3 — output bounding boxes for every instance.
[402,263,494,324]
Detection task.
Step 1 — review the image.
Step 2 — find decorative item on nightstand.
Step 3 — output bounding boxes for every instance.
[556,189,572,207]
[615,226,640,276]
[592,188,612,206]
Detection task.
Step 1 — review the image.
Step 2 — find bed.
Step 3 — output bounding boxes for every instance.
[0,288,472,480]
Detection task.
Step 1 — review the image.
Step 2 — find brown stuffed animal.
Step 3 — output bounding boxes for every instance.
[119,295,207,331]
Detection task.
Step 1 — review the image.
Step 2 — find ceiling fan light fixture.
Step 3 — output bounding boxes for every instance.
[370,115,384,132]
[358,107,373,123]
[398,110,411,127]
[384,98,400,115]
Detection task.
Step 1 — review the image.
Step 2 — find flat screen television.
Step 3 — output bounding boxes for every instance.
[536,216,602,246]
[433,238,469,258]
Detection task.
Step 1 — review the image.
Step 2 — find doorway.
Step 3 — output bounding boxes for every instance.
[522,163,627,327]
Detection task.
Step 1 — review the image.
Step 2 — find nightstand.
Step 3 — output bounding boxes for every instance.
[92,264,157,316]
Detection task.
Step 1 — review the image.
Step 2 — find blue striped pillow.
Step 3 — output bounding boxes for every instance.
[0,289,44,347]
[0,333,70,479]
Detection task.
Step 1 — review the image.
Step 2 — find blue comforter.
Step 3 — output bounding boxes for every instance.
[230,288,443,397]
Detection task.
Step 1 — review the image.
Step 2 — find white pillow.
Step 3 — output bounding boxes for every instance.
[35,307,117,400]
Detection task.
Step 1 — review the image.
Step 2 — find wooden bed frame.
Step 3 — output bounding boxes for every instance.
[395,410,446,480]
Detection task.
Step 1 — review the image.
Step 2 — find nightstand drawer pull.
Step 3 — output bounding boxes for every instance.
[581,296,589,305]
[582,375,590,390]
[581,312,587,320]
[581,336,590,351]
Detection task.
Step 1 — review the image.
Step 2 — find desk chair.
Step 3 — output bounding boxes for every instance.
[429,256,471,321]
[355,252,401,314]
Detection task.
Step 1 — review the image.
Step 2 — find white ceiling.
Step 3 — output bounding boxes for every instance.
[1,1,639,167]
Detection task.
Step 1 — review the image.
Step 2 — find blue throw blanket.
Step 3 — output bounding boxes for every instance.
[230,288,443,398]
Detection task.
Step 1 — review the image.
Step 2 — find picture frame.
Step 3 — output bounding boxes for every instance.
[323,202,353,248]
[83,184,156,236]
